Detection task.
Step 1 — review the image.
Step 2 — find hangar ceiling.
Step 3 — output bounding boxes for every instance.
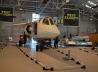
[0,0,98,17]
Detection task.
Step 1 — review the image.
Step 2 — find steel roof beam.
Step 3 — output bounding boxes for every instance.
[39,0,51,14]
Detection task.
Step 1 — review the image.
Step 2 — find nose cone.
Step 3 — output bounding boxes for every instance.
[46,31,60,39]
[37,29,60,39]
[37,24,60,39]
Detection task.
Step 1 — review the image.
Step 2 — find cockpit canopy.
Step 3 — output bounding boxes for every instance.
[43,17,54,25]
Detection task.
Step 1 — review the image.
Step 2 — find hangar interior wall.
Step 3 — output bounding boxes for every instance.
[0,12,96,42]
[0,21,12,42]
[79,15,95,33]
[0,12,32,42]
[58,15,96,37]
[95,20,98,32]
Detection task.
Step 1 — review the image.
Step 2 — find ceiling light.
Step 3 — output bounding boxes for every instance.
[91,8,94,9]
[87,1,97,6]
[66,0,70,3]
[19,8,23,10]
[90,18,93,20]
[82,4,84,6]
[85,4,92,8]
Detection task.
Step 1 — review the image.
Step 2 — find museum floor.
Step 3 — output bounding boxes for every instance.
[0,43,98,72]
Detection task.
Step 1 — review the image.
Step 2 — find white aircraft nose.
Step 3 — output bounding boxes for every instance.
[47,32,53,34]
[46,31,60,39]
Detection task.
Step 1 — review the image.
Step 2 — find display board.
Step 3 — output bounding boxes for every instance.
[63,9,79,26]
[0,7,15,22]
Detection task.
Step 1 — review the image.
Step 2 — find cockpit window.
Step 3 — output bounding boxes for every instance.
[49,18,54,25]
[43,19,49,25]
